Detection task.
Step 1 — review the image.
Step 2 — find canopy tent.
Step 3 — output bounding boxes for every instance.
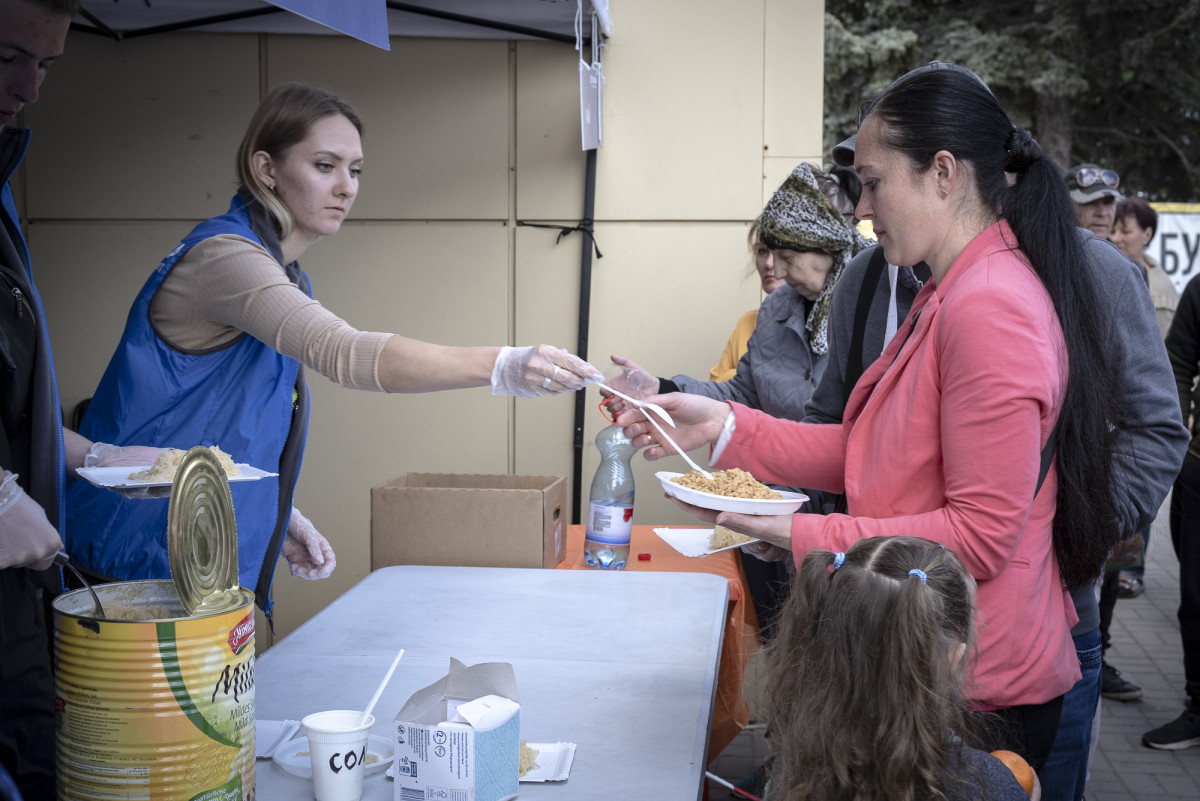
[72,0,611,522]
[72,1,609,50]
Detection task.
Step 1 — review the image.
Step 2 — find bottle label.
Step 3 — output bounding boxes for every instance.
[586,499,634,545]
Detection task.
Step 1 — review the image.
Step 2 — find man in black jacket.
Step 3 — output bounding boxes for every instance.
[1145,273,1200,750]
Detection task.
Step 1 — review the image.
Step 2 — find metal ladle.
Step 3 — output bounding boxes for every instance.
[54,550,106,619]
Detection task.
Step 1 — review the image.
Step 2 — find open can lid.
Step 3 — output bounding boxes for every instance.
[168,446,241,615]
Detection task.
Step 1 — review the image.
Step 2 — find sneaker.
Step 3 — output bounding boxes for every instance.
[1101,661,1143,701]
[1143,708,1200,750]
[1117,575,1144,598]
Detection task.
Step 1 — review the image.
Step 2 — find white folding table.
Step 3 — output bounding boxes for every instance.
[252,565,729,800]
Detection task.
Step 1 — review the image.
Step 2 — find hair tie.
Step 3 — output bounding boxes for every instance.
[908,568,928,584]
[832,552,846,570]
[1004,127,1043,174]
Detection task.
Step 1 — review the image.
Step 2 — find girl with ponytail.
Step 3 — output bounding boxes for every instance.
[762,537,1032,801]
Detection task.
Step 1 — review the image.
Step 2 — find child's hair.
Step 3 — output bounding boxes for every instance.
[760,536,983,801]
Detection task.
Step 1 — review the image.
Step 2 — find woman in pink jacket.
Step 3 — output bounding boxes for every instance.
[618,63,1120,774]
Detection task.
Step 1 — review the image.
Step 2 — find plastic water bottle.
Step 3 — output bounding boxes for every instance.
[584,424,636,569]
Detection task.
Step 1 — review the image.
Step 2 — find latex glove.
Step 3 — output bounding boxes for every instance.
[0,470,62,571]
[600,356,661,416]
[85,442,170,499]
[490,345,603,398]
[281,507,336,579]
[615,393,731,460]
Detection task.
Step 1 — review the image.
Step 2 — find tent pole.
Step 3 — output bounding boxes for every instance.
[571,147,598,525]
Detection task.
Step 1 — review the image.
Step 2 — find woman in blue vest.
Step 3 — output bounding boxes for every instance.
[65,83,600,618]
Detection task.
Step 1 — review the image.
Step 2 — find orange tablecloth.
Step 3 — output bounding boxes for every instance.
[557,525,757,761]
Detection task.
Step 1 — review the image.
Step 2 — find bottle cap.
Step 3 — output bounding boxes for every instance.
[167,446,241,615]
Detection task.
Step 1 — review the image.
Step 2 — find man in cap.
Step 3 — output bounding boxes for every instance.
[1066,163,1123,239]
[1064,162,1149,706]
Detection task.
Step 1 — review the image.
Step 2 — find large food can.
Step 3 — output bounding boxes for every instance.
[53,581,256,801]
[54,447,255,800]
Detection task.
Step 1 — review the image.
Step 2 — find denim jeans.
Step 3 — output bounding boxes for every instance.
[1039,627,1102,801]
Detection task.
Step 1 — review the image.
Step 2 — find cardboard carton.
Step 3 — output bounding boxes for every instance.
[371,474,566,569]
[393,659,520,801]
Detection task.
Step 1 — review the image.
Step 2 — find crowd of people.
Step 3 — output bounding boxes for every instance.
[614,62,1197,801]
[2,2,1198,800]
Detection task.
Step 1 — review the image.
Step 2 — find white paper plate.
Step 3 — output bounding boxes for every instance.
[77,464,277,489]
[255,719,300,759]
[656,471,808,516]
[519,742,577,782]
[273,734,393,779]
[654,527,759,558]
[384,741,576,783]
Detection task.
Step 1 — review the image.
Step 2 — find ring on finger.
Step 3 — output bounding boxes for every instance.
[542,376,553,389]
[552,365,561,381]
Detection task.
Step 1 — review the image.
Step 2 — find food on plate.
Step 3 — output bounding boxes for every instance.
[519,741,540,776]
[709,525,755,550]
[129,445,240,482]
[671,468,782,500]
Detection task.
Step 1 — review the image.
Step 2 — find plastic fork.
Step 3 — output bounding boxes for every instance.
[595,382,676,428]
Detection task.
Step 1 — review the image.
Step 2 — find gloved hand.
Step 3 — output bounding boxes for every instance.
[490,345,603,398]
[607,355,660,397]
[84,442,170,499]
[84,443,166,468]
[601,356,661,415]
[0,470,62,571]
[281,507,336,579]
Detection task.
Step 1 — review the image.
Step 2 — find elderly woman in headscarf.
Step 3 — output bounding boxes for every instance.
[610,162,869,423]
[608,163,868,640]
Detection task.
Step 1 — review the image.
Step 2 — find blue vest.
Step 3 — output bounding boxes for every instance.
[66,195,310,611]
[1,128,66,539]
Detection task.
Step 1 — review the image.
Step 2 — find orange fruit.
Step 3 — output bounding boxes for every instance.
[990,749,1035,796]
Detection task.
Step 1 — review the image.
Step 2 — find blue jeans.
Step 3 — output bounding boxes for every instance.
[1039,627,1102,801]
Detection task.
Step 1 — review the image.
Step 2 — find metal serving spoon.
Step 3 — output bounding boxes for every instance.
[54,550,106,619]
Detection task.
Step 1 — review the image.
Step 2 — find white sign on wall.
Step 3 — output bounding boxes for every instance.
[1151,204,1200,294]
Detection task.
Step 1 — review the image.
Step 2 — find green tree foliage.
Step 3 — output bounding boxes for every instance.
[825,0,1200,200]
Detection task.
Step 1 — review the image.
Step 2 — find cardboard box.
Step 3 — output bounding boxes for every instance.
[371,474,566,569]
[393,659,520,801]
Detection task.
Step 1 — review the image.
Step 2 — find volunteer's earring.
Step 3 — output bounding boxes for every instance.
[269,184,277,194]
[938,187,947,199]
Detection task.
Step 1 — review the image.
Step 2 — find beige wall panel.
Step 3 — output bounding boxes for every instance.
[253,221,514,638]
[31,221,196,413]
[596,2,764,221]
[268,36,511,220]
[762,155,822,205]
[514,41,589,219]
[515,222,762,525]
[23,33,258,220]
[764,0,826,160]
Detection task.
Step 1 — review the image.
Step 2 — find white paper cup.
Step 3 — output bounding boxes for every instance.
[301,710,375,801]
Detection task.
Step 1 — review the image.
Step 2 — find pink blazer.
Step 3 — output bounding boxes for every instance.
[717,221,1080,708]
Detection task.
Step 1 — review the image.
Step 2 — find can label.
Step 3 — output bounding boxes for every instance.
[586,499,634,545]
[55,585,255,801]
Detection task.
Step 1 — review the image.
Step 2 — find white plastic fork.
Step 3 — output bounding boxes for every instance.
[642,408,715,481]
[595,382,676,428]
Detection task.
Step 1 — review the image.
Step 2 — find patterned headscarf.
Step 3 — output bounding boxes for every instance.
[758,163,870,356]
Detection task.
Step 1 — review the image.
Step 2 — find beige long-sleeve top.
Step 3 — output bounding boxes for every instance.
[150,234,393,391]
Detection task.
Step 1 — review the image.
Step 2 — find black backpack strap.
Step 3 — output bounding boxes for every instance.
[1035,420,1060,499]
[843,246,889,409]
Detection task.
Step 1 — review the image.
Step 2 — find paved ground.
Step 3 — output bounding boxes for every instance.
[707,493,1200,800]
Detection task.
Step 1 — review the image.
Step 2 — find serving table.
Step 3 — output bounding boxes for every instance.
[253,564,728,800]
[556,525,757,761]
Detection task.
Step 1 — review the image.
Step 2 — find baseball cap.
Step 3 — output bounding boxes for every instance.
[1065,163,1123,204]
